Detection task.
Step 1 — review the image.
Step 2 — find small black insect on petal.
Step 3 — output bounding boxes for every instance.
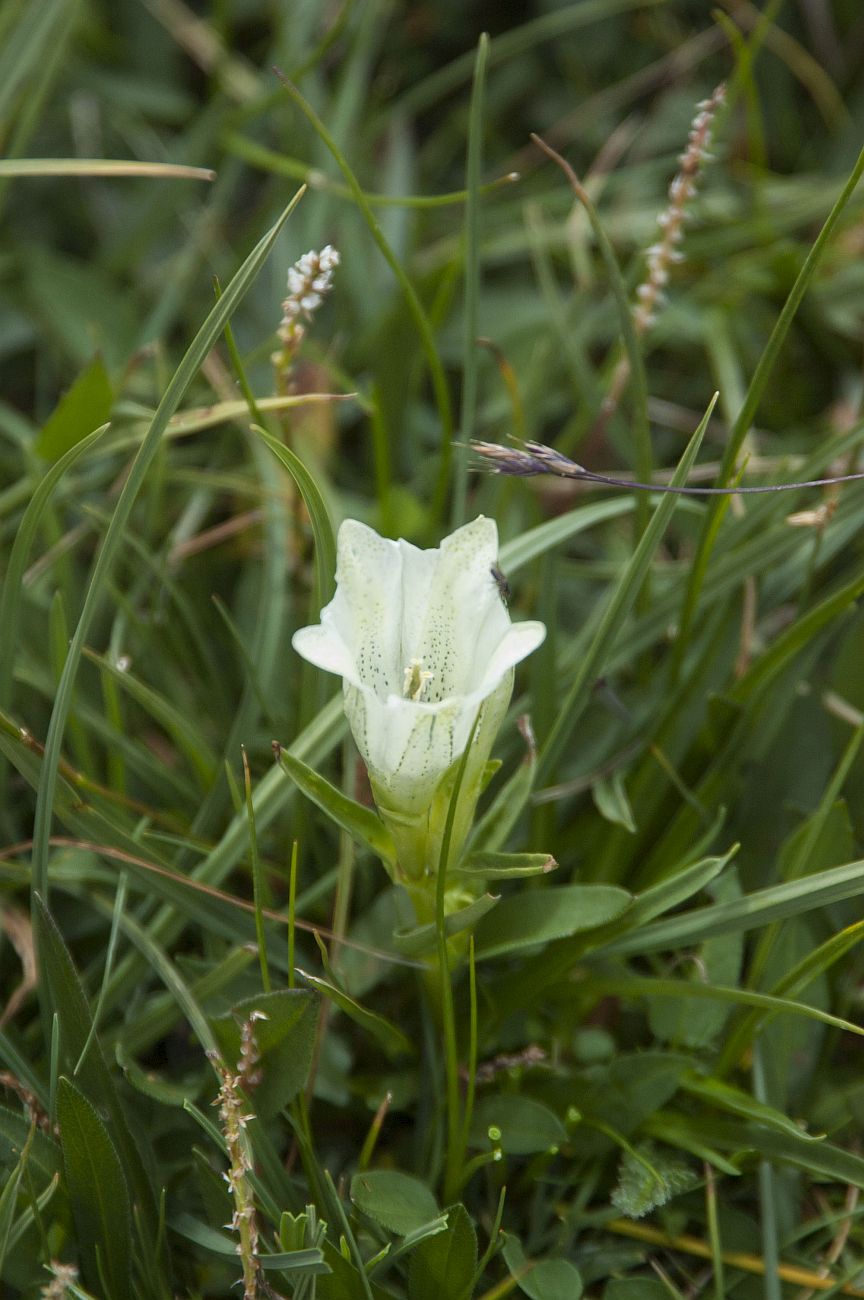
[490,565,511,606]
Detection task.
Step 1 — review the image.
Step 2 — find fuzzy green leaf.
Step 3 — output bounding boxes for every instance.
[610,1140,696,1219]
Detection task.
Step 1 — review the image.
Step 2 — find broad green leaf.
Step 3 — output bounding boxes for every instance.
[58,1076,132,1300]
[301,972,412,1058]
[0,0,72,128]
[455,851,558,879]
[393,893,500,957]
[350,1170,438,1236]
[474,884,631,960]
[408,1203,477,1300]
[471,1095,566,1155]
[279,750,396,869]
[502,1235,583,1300]
[574,1053,691,1136]
[210,989,318,1117]
[35,353,113,459]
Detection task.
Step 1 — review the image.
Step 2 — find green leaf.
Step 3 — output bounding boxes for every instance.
[0,1122,31,1275]
[598,856,864,956]
[584,973,864,1041]
[58,1075,132,1300]
[350,1170,439,1236]
[0,1104,61,1182]
[408,1203,477,1300]
[0,421,113,718]
[622,848,736,927]
[210,989,318,1118]
[649,870,742,1048]
[468,745,537,853]
[35,353,113,459]
[680,1072,823,1142]
[393,893,500,956]
[455,851,558,879]
[502,1235,583,1300]
[675,1114,864,1188]
[32,895,161,1248]
[171,1213,329,1273]
[301,972,412,1058]
[535,395,715,783]
[32,191,305,904]
[253,424,337,607]
[279,750,396,869]
[317,1240,393,1299]
[610,1141,696,1219]
[592,771,636,833]
[576,1053,691,1135]
[471,1095,566,1155]
[474,884,631,960]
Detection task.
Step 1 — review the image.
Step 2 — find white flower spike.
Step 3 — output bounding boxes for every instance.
[293,516,545,881]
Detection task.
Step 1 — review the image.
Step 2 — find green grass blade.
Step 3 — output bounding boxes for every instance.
[536,395,716,784]
[450,32,488,527]
[277,77,454,524]
[31,191,305,906]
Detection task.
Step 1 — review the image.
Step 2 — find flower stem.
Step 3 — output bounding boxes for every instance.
[436,713,481,1202]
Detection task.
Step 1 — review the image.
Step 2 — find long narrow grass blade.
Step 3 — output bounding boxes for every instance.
[451,33,489,527]
[31,191,305,906]
[536,395,716,784]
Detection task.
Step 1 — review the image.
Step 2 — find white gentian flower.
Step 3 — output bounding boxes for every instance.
[292,516,545,881]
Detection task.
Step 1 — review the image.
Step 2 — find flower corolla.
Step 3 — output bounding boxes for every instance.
[292,516,545,877]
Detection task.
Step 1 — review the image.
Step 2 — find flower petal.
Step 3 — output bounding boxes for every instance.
[293,515,546,820]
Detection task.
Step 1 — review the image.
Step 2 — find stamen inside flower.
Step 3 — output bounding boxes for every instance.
[403,657,434,701]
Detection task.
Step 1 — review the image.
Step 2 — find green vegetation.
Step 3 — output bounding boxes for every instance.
[3,1,864,1296]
